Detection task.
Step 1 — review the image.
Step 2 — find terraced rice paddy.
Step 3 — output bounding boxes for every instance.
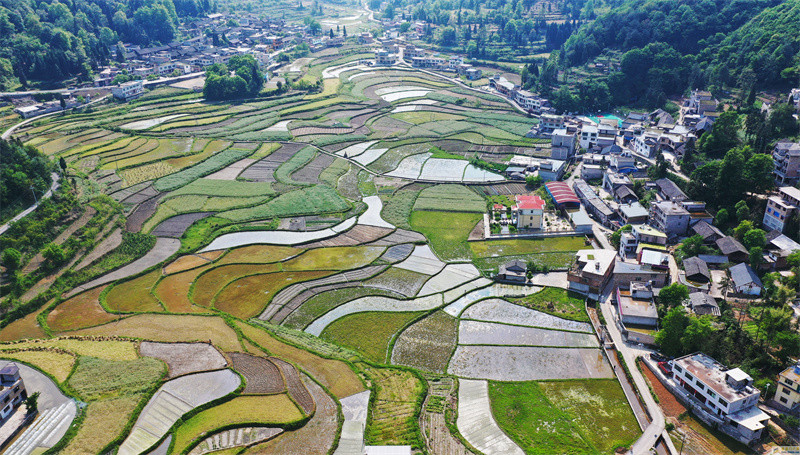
[5,41,645,455]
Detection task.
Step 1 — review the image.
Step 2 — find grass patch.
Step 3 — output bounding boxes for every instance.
[473,252,578,272]
[512,287,589,323]
[409,211,482,261]
[489,380,641,454]
[320,311,423,363]
[283,246,384,271]
[104,269,163,313]
[488,381,592,454]
[283,287,404,330]
[413,184,485,213]
[214,270,333,319]
[171,394,304,454]
[67,355,165,401]
[235,321,365,399]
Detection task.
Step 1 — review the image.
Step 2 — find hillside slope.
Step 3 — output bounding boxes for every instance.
[701,0,800,87]
[563,0,781,66]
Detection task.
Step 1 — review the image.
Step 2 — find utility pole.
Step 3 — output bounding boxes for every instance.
[30,185,37,204]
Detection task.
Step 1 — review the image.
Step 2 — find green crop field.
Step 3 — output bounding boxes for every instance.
[320,311,423,363]
[512,287,590,322]
[221,185,350,222]
[413,184,486,213]
[470,237,586,257]
[489,380,639,455]
[409,210,482,261]
[283,287,404,330]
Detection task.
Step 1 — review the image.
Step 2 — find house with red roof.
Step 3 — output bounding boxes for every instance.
[512,195,545,229]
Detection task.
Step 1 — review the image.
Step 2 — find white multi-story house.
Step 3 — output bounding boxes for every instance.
[763,186,800,232]
[633,130,659,158]
[579,124,598,149]
[0,363,26,420]
[111,80,144,101]
[551,129,577,161]
[671,353,770,444]
[374,49,396,65]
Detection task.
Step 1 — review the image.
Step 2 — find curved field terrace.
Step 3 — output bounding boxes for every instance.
[0,28,643,455]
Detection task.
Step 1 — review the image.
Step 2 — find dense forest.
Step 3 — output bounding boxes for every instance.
[0,0,212,88]
[0,138,52,223]
[560,0,800,100]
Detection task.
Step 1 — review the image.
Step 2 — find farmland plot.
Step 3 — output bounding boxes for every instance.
[393,245,446,275]
[458,379,524,455]
[460,298,592,333]
[230,353,285,394]
[118,369,241,455]
[418,263,480,296]
[457,321,599,347]
[391,311,458,374]
[386,153,431,179]
[418,158,469,182]
[139,342,227,378]
[413,184,485,213]
[448,345,613,381]
[305,294,443,336]
[363,267,431,297]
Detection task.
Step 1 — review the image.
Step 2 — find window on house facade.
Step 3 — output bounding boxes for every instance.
[781,396,789,404]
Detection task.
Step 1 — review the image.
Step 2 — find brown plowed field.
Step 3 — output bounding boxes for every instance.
[231,352,286,394]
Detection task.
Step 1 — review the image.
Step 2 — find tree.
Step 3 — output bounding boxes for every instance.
[525,175,543,188]
[749,246,764,269]
[329,28,334,38]
[733,220,754,240]
[681,317,714,353]
[1,248,21,271]
[24,392,39,415]
[716,208,730,226]
[744,153,775,194]
[655,307,690,357]
[742,229,767,250]
[735,200,749,222]
[677,235,706,260]
[698,111,741,157]
[658,283,689,307]
[611,225,632,249]
[59,157,67,173]
[343,25,347,37]
[768,103,800,139]
[715,147,746,207]
[41,243,65,267]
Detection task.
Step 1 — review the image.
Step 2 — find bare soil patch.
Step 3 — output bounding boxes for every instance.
[151,212,212,238]
[139,341,227,378]
[270,357,315,415]
[230,352,285,394]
